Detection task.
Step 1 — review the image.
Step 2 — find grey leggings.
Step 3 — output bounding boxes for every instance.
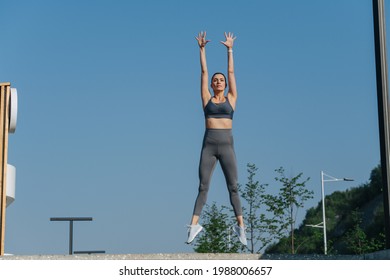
[193,129,243,217]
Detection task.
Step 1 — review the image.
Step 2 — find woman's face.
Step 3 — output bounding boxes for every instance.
[211,74,226,91]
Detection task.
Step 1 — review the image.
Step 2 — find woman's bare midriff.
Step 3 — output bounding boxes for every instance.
[205,118,233,129]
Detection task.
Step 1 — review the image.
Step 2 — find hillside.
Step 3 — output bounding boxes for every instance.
[265,165,386,255]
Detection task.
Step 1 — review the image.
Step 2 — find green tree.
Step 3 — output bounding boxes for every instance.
[344,209,385,254]
[265,167,313,254]
[265,164,386,254]
[239,163,275,253]
[193,202,241,253]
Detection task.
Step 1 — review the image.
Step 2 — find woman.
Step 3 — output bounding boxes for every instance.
[186,31,247,246]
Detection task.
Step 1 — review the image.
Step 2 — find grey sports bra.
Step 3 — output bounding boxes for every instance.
[204,97,234,120]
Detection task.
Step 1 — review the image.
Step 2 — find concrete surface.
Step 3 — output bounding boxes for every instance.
[0,253,261,260]
[0,250,390,260]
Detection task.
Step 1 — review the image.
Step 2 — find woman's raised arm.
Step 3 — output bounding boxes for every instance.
[195,31,211,107]
[221,32,237,108]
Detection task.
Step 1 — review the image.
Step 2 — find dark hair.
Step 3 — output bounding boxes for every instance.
[211,72,227,88]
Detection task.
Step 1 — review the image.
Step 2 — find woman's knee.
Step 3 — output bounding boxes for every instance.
[198,183,210,193]
[227,183,239,194]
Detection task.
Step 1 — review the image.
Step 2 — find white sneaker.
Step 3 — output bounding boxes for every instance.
[186,224,203,244]
[233,225,247,246]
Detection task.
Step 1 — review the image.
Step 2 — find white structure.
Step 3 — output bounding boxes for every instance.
[321,171,353,254]
[6,164,15,207]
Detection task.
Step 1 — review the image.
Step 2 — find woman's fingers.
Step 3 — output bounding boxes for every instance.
[196,31,210,47]
[225,32,236,40]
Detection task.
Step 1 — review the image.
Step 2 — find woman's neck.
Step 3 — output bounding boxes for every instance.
[213,91,225,100]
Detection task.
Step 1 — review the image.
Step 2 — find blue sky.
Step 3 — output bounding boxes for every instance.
[0,0,384,254]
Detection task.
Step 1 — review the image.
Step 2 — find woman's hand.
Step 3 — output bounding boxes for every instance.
[195,31,210,48]
[221,32,236,49]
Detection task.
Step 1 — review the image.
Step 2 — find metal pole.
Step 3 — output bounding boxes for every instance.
[321,171,327,255]
[69,220,73,255]
[0,83,10,256]
[50,217,93,255]
[373,0,390,249]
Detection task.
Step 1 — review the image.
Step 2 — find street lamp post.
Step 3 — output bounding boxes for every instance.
[321,171,354,255]
[50,217,93,255]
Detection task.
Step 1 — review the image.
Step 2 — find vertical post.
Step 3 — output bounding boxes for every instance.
[0,82,10,256]
[289,184,294,254]
[50,217,93,255]
[321,171,327,255]
[69,220,74,255]
[373,0,390,249]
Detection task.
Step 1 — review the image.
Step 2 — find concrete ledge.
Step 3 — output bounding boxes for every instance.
[1,250,389,260]
[260,249,390,260]
[362,249,390,260]
[0,253,262,260]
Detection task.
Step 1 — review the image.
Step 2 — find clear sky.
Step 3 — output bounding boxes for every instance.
[0,0,384,255]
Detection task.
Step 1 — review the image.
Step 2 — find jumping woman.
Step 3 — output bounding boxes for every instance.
[186,31,247,246]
